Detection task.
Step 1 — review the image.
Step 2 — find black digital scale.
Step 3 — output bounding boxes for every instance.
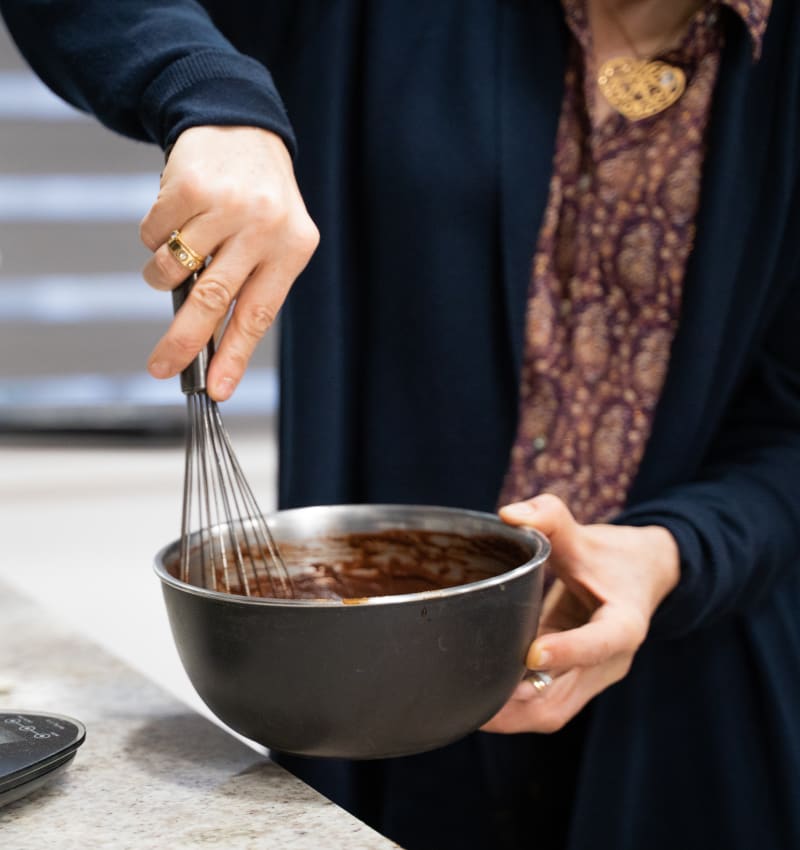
[0,712,86,808]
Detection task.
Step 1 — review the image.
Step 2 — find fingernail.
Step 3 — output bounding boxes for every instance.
[212,376,236,401]
[528,644,552,669]
[148,360,170,379]
[502,501,537,520]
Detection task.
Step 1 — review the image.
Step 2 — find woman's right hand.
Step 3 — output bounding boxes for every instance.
[139,125,319,401]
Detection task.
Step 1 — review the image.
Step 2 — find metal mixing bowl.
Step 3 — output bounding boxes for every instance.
[153,504,549,759]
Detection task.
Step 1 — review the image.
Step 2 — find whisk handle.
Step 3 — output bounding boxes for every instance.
[172,273,216,396]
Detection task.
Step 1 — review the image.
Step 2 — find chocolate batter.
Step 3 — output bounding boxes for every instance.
[171,528,533,601]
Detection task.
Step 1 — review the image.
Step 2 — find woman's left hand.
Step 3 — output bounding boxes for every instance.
[481,494,680,734]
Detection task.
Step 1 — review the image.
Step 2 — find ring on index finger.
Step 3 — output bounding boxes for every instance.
[524,671,553,695]
[167,229,206,271]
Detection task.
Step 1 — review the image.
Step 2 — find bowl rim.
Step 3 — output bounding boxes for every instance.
[153,503,550,608]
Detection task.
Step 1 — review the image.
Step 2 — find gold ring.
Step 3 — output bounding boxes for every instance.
[167,230,206,272]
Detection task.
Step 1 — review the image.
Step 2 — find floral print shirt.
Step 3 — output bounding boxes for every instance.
[499,0,771,522]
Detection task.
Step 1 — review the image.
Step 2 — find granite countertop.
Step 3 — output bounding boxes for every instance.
[0,583,400,850]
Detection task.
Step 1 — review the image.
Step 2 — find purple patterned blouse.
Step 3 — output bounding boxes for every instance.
[499,0,771,523]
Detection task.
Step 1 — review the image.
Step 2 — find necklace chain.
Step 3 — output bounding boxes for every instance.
[600,1,701,62]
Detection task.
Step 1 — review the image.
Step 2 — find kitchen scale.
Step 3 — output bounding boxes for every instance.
[0,712,85,808]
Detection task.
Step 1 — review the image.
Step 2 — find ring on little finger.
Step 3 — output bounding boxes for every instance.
[524,671,553,695]
[167,229,207,272]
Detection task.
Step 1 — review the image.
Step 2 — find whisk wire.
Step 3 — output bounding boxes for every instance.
[196,394,223,591]
[177,387,294,598]
[209,404,269,597]
[211,403,293,597]
[203,394,254,596]
[179,398,194,585]
[174,272,293,598]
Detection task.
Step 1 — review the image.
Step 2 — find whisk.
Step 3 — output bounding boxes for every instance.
[172,274,294,598]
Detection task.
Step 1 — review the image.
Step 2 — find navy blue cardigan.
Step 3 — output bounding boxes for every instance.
[4,1,799,847]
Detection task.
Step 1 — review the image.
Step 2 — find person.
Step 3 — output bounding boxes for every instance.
[2,0,798,847]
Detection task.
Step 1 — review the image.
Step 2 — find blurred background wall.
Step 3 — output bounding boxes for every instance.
[0,22,278,713]
[0,21,277,438]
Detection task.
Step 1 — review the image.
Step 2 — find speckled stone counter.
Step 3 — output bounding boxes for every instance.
[0,583,400,849]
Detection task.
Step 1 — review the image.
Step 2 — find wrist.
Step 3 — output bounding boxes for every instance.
[640,525,681,610]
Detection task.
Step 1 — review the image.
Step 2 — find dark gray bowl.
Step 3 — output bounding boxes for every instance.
[153,504,548,759]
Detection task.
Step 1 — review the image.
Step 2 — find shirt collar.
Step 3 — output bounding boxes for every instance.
[562,1,772,62]
[718,0,771,59]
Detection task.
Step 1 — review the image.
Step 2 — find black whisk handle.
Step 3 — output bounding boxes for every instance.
[172,273,216,396]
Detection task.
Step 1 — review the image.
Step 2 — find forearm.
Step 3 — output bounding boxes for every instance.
[0,0,295,151]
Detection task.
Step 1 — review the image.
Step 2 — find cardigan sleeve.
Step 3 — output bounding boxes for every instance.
[617,264,800,640]
[0,0,296,153]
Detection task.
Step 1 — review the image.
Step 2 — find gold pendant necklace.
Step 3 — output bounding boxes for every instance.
[597,58,686,121]
[595,2,694,121]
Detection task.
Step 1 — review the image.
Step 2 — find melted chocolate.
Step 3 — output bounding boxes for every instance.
[170,529,532,601]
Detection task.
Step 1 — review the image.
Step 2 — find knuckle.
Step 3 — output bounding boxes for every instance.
[630,614,648,647]
[616,609,648,651]
[237,303,277,341]
[252,200,289,236]
[191,277,233,314]
[223,185,281,227]
[536,493,568,514]
[153,248,181,280]
[215,182,247,216]
[293,217,321,257]
[174,170,206,207]
[170,332,202,359]
[139,218,158,252]
[224,346,250,372]
[250,190,284,226]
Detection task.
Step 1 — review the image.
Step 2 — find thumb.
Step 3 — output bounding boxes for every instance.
[499,493,578,542]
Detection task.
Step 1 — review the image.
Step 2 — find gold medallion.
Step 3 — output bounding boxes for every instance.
[597,58,686,121]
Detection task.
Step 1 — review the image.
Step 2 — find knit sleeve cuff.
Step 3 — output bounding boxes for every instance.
[613,503,711,641]
[139,50,296,155]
